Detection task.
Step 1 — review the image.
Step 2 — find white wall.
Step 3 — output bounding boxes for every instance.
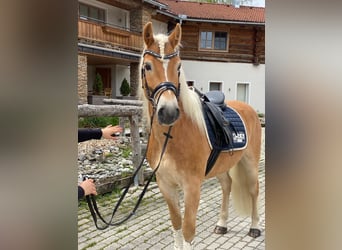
[152,19,168,35]
[182,61,265,113]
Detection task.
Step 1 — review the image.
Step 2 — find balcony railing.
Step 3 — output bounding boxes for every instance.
[78,19,143,52]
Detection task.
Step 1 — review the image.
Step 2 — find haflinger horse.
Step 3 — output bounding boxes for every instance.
[139,22,261,250]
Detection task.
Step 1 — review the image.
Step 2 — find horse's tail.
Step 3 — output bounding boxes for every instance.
[229,160,256,216]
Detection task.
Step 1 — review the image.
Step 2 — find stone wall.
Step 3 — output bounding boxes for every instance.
[78,54,88,104]
[142,7,153,27]
[129,8,143,33]
[130,62,140,97]
[129,6,152,97]
[130,6,152,33]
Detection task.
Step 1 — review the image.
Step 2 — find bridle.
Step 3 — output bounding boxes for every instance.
[141,49,181,110]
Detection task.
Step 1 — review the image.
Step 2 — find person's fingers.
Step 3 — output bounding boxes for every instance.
[91,183,97,195]
[115,126,123,132]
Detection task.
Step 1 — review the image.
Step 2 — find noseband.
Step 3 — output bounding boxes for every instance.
[141,50,181,109]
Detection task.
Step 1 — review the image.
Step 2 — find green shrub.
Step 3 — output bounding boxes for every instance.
[120,78,130,96]
[93,73,104,94]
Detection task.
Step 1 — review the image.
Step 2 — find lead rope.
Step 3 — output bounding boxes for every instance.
[85,112,173,230]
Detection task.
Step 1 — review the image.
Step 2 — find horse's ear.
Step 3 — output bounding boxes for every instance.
[143,22,154,47]
[168,23,182,49]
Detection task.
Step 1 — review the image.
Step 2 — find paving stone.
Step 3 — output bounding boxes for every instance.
[78,129,265,249]
[205,242,221,249]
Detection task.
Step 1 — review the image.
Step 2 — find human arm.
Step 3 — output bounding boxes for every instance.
[78,125,123,142]
[78,128,102,142]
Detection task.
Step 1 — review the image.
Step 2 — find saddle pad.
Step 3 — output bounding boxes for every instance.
[203,105,248,151]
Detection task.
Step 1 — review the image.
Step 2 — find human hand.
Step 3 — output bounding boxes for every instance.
[101,125,123,139]
[79,179,97,196]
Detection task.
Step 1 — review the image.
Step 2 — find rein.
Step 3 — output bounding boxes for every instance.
[85,118,173,230]
[85,48,180,230]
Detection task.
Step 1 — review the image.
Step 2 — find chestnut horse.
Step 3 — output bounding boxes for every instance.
[139,22,261,250]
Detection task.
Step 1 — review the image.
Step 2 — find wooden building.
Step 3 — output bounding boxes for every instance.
[78,0,265,112]
[77,0,167,104]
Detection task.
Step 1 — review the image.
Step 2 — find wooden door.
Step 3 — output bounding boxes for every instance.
[95,68,111,89]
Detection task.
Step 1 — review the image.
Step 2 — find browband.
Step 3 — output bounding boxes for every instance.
[143,50,179,60]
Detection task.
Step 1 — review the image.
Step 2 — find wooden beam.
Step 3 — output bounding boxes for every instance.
[78,104,142,117]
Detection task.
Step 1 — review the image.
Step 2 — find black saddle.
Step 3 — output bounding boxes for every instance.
[193,89,234,175]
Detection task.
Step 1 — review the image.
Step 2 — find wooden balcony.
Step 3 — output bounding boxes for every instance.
[78,19,143,53]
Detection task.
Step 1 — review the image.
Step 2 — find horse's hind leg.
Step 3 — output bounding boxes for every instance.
[157,179,183,250]
[214,171,232,234]
[247,166,261,237]
[231,155,261,238]
[244,157,261,237]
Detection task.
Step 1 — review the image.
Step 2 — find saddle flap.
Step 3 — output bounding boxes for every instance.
[204,91,226,110]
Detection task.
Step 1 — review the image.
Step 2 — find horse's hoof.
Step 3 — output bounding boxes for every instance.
[183,241,194,250]
[248,228,261,238]
[214,225,227,234]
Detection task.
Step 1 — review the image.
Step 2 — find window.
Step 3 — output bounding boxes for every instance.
[186,81,194,87]
[79,3,105,24]
[209,82,222,91]
[236,83,250,103]
[200,31,228,51]
[200,32,213,49]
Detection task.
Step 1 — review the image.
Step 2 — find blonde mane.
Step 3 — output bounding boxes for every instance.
[138,33,206,134]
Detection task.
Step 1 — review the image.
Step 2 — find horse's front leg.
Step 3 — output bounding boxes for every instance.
[182,180,201,250]
[214,171,232,234]
[157,177,183,250]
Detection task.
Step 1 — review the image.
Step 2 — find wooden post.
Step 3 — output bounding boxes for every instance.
[119,117,126,137]
[129,115,143,185]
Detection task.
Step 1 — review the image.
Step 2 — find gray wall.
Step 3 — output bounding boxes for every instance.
[182,60,265,113]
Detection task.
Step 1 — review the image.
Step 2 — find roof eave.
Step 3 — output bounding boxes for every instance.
[157,10,265,26]
[143,0,168,10]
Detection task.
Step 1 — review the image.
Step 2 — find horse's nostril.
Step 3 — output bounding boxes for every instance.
[158,106,179,125]
[158,107,165,116]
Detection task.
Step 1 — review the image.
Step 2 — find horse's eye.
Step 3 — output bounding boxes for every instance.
[144,63,152,71]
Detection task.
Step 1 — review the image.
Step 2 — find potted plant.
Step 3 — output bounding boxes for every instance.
[93,73,104,95]
[120,77,131,96]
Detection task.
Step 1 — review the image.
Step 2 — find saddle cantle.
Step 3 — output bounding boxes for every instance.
[199,90,248,175]
[203,90,226,110]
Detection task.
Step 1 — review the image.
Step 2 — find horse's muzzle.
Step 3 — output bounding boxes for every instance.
[157,105,180,126]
